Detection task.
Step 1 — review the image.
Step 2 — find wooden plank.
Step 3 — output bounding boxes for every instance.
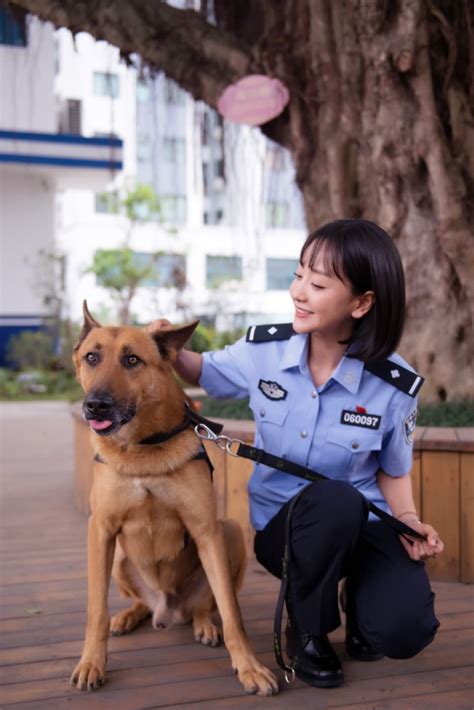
[422,451,460,581]
[225,455,254,556]
[460,453,474,583]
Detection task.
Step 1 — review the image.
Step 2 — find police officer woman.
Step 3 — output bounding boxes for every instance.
[152,219,444,689]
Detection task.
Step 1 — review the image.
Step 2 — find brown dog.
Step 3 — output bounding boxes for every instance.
[70,302,278,696]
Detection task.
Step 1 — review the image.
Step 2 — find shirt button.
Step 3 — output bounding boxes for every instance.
[351,441,360,450]
[260,408,266,417]
[300,430,308,438]
[311,390,318,398]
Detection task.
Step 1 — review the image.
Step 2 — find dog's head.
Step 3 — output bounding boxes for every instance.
[73,301,199,437]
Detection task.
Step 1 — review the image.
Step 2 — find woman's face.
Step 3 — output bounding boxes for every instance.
[289,248,373,340]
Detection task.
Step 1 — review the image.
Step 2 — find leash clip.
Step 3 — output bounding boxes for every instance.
[194,424,244,457]
[284,664,295,685]
[194,423,217,441]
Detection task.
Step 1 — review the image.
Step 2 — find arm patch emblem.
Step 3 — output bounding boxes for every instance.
[404,409,418,444]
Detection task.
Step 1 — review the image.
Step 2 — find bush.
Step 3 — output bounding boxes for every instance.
[6,330,55,371]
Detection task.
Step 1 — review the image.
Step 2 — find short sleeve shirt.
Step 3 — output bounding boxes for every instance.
[200,333,418,531]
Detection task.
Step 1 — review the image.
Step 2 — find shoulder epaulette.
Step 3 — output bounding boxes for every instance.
[365,359,424,398]
[246,323,295,343]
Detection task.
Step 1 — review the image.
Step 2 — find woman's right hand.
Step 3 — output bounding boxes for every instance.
[144,318,172,334]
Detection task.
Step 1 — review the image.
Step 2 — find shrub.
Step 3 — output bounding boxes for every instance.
[6,331,55,371]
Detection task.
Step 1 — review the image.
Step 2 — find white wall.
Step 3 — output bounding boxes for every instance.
[0,172,55,315]
[0,17,55,132]
[55,31,136,176]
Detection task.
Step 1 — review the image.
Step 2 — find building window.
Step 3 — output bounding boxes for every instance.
[137,133,151,162]
[93,72,120,99]
[163,138,186,164]
[164,78,185,105]
[94,251,185,289]
[266,258,299,290]
[0,7,27,46]
[136,79,150,103]
[133,253,186,287]
[95,192,119,214]
[58,99,82,134]
[160,195,186,225]
[265,201,289,229]
[206,256,242,288]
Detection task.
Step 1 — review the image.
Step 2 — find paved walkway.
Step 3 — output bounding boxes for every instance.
[0,401,473,708]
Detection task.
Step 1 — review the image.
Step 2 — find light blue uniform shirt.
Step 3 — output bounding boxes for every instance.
[200,333,418,531]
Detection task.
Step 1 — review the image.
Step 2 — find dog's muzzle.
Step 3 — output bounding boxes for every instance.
[83,391,135,435]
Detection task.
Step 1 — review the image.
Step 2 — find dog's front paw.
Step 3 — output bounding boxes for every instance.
[193,618,221,647]
[235,658,279,696]
[70,657,106,691]
[111,608,142,635]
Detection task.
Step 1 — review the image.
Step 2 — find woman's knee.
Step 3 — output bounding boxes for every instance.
[369,596,440,659]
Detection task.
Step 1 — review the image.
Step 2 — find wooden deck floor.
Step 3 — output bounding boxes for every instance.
[1,401,473,709]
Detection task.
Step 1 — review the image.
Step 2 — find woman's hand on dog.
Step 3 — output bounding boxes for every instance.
[144,319,172,333]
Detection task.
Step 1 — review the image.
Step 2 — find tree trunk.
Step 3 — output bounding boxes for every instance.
[10,0,474,401]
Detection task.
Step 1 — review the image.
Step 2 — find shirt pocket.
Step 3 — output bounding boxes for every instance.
[250,394,289,453]
[326,426,383,475]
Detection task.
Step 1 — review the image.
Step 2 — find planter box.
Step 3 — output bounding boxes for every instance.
[71,405,474,583]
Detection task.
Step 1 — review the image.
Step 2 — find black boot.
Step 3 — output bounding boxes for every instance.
[286,621,344,688]
[341,581,384,662]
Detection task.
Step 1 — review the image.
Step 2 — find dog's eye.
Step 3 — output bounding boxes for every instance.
[124,354,141,368]
[85,352,98,365]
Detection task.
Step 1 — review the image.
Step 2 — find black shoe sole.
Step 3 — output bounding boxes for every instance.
[346,646,385,662]
[293,666,345,688]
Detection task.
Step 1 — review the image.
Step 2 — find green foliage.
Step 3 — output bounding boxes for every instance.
[88,248,157,293]
[189,325,214,353]
[6,331,55,371]
[122,183,160,222]
[0,368,82,401]
[417,400,474,427]
[97,182,160,223]
[189,326,246,353]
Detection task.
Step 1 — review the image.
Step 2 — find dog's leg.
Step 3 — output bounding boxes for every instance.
[184,514,278,696]
[70,518,116,691]
[111,553,151,635]
[184,520,246,648]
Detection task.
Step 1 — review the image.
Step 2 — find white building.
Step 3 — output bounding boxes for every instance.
[0,12,123,364]
[0,8,306,365]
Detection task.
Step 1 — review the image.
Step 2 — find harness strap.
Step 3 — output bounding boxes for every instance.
[139,404,223,446]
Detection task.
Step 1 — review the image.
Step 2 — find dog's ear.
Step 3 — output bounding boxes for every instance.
[150,320,200,360]
[73,300,102,353]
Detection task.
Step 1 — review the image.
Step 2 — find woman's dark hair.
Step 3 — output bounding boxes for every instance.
[300,219,406,362]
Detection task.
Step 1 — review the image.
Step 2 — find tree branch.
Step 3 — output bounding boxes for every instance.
[8,0,251,106]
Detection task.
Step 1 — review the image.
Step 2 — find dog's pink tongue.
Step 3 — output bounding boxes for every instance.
[90,419,112,431]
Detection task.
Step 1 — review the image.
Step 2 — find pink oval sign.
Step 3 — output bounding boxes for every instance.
[217,74,290,126]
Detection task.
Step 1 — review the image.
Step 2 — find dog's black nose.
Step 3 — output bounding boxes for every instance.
[84,392,114,418]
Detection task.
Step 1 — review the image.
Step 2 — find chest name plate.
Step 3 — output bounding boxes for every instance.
[340,410,381,430]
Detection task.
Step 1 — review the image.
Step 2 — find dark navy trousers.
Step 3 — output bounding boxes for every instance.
[254,479,440,659]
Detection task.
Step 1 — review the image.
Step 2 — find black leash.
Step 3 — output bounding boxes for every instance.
[235,441,426,542]
[194,423,427,681]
